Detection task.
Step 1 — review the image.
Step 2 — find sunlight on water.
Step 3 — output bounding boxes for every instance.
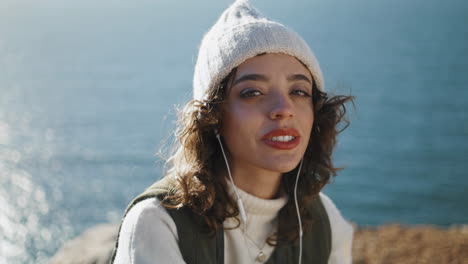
[0,110,73,263]
[0,121,11,145]
[0,91,134,263]
[0,139,40,263]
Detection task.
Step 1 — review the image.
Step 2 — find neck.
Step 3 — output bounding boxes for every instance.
[230,163,283,199]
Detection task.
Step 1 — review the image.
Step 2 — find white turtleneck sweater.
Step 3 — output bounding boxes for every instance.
[114,186,353,264]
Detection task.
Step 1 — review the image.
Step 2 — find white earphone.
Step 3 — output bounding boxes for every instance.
[215,129,248,225]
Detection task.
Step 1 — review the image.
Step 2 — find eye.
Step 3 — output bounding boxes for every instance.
[291,88,311,97]
[240,88,263,98]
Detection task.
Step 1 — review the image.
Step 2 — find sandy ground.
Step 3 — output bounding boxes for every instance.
[49,223,468,264]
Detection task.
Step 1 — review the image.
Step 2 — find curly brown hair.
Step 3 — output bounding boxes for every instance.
[162,61,354,245]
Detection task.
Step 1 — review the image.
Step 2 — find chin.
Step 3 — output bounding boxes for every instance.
[265,159,302,174]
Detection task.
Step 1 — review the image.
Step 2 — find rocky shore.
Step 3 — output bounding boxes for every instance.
[49,223,468,264]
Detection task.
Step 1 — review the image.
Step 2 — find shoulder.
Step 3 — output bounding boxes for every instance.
[114,197,183,264]
[319,192,354,264]
[320,192,354,264]
[123,197,177,233]
[319,192,354,237]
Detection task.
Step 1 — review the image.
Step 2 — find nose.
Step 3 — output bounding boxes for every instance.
[269,93,294,120]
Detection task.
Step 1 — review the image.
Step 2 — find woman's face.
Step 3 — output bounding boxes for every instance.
[221,53,314,176]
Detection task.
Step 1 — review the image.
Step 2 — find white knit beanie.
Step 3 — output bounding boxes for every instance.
[193,0,324,101]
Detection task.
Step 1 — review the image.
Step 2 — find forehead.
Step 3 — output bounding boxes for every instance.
[235,53,312,78]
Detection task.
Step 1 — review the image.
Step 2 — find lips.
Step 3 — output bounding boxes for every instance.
[261,128,300,150]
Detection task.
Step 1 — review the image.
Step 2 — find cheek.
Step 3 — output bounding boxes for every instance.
[222,101,256,127]
[221,106,261,147]
[308,109,315,130]
[299,104,315,139]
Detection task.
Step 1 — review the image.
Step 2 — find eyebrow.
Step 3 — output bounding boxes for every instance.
[287,74,312,84]
[232,73,312,87]
[232,74,269,87]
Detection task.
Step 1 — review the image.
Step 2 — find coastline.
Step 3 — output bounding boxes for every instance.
[49,223,468,264]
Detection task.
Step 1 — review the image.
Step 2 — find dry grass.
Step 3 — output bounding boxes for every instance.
[352,224,468,264]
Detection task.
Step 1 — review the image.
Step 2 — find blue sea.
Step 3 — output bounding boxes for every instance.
[1,0,467,263]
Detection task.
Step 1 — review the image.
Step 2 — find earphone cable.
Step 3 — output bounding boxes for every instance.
[294,159,304,264]
[216,133,247,226]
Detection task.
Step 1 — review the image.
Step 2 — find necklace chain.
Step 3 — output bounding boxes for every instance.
[244,232,268,262]
[242,223,275,263]
[244,231,267,250]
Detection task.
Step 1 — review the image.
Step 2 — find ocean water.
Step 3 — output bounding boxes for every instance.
[0,0,467,263]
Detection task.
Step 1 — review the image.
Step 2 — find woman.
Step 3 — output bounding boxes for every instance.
[112,0,354,263]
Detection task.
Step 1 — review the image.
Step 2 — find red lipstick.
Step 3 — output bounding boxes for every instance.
[261,128,300,150]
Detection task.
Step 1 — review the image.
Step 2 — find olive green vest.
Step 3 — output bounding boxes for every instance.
[110,177,331,263]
